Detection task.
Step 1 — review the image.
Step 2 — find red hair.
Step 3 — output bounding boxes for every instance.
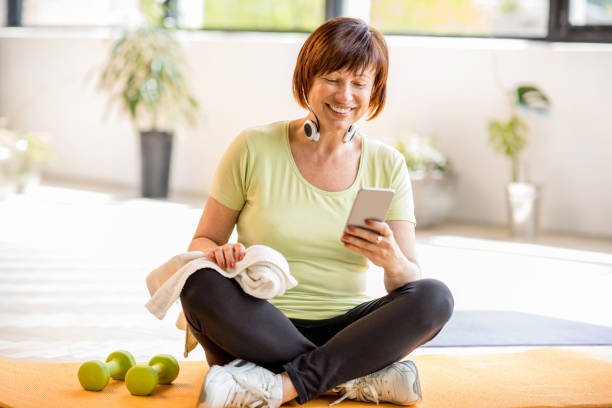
[293,17,389,120]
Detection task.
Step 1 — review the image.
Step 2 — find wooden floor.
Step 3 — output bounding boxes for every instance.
[1,181,611,363]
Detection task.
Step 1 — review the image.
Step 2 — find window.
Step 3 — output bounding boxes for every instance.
[198,0,325,32]
[19,0,142,27]
[369,0,549,39]
[9,0,326,32]
[569,0,612,25]
[5,0,612,42]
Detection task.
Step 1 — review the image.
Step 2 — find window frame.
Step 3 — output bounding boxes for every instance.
[6,0,612,43]
[548,0,612,42]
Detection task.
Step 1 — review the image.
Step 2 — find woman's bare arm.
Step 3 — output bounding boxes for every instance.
[189,197,244,268]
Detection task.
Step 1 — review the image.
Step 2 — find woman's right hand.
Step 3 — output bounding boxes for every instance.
[205,243,246,270]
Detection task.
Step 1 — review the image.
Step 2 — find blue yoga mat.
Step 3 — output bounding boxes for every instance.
[423,310,612,347]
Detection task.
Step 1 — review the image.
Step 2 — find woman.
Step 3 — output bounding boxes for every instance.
[180,17,453,408]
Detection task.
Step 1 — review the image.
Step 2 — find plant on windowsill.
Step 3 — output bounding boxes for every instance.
[395,133,456,228]
[488,85,551,238]
[98,0,198,198]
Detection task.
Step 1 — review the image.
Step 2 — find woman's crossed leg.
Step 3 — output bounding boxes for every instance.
[180,268,453,406]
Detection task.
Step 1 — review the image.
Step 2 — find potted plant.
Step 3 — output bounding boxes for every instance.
[98,2,198,198]
[0,125,52,196]
[395,133,456,228]
[488,85,551,238]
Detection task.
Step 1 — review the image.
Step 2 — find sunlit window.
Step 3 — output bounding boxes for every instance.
[21,0,143,27]
[199,0,326,32]
[369,0,549,37]
[7,0,612,42]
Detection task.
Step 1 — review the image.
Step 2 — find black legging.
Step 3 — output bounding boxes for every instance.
[180,268,454,404]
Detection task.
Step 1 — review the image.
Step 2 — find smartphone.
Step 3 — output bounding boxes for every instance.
[344,188,395,235]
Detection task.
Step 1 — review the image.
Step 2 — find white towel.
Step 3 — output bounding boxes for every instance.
[144,244,297,356]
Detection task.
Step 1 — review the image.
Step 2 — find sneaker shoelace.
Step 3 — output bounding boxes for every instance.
[226,371,275,408]
[329,377,389,406]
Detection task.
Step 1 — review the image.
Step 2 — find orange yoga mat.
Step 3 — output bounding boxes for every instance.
[1,348,611,408]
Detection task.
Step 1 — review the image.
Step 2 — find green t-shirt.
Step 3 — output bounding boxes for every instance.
[209,121,416,320]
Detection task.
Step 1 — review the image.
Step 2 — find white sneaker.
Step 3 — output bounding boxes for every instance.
[197,359,283,408]
[329,360,422,406]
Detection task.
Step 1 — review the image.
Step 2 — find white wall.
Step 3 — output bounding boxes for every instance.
[1,28,611,237]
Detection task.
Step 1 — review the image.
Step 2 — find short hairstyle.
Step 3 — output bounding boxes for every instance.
[292,17,389,121]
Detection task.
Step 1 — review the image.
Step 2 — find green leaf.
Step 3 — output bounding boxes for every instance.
[516,85,550,113]
[488,114,528,160]
[126,93,138,119]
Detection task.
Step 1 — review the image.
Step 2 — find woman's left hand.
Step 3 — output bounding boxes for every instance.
[341,219,406,275]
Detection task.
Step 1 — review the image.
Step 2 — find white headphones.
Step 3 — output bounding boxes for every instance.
[304,103,357,143]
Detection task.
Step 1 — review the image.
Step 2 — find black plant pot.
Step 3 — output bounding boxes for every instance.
[140,130,173,198]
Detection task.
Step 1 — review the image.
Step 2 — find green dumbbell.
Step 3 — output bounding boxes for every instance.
[125,354,180,396]
[78,350,136,391]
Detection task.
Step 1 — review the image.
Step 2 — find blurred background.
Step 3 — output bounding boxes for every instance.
[0,0,611,364]
[1,0,611,236]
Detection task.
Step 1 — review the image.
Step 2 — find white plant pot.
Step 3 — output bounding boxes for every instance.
[506,182,541,239]
[411,173,457,228]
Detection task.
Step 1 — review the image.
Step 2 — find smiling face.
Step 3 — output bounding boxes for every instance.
[293,18,389,125]
[307,68,375,134]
